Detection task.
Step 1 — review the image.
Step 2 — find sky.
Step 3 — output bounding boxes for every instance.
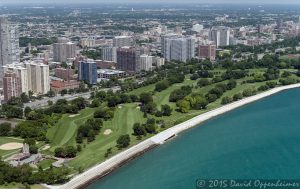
[1,0,300,4]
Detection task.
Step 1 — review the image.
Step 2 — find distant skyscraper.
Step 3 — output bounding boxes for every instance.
[162,36,195,63]
[3,71,21,102]
[79,60,97,85]
[113,36,134,47]
[0,16,20,87]
[53,42,76,62]
[102,46,117,62]
[209,26,230,48]
[117,47,140,72]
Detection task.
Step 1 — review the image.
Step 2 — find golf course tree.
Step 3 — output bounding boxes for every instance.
[13,120,47,141]
[93,107,114,121]
[0,160,70,185]
[155,80,170,92]
[139,92,157,116]
[133,123,147,137]
[197,78,211,87]
[221,96,233,105]
[116,134,131,149]
[1,104,23,119]
[169,86,193,102]
[160,104,173,116]
[177,94,208,113]
[144,118,157,134]
[139,92,153,104]
[76,118,103,143]
[54,146,77,158]
[0,122,11,136]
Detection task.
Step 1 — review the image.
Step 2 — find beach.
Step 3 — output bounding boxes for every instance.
[45,83,300,189]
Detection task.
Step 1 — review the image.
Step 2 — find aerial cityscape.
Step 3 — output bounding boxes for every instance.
[2,1,300,189]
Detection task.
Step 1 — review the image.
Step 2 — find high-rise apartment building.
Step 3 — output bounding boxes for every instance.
[79,60,97,85]
[209,26,230,48]
[138,55,153,72]
[116,47,141,73]
[2,63,28,94]
[113,36,134,47]
[102,46,117,62]
[24,62,50,94]
[3,71,21,102]
[53,42,76,62]
[198,44,216,61]
[162,36,195,63]
[155,57,165,68]
[0,16,20,87]
[0,16,20,66]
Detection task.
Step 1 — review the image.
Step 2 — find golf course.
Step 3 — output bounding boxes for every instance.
[41,68,282,171]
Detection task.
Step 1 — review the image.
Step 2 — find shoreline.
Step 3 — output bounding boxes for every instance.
[45,83,300,189]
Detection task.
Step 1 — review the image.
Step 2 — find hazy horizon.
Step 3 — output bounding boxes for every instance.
[2,0,300,5]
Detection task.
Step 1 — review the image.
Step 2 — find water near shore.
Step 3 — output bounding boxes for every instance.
[88,88,300,189]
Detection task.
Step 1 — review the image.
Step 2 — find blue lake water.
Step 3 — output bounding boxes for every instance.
[88,88,300,189]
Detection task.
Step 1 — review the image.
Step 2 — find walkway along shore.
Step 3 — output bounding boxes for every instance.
[45,83,300,189]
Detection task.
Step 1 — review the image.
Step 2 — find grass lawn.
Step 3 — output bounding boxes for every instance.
[68,103,146,170]
[128,83,156,95]
[0,183,46,189]
[37,159,56,169]
[0,137,23,159]
[47,108,96,152]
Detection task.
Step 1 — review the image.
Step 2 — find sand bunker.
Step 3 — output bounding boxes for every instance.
[69,114,80,118]
[104,129,112,135]
[0,142,23,150]
[41,144,50,150]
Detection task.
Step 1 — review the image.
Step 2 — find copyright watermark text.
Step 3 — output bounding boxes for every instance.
[196,179,300,189]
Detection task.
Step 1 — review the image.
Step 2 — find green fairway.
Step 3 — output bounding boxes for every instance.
[128,83,156,95]
[0,137,23,159]
[153,78,195,109]
[47,108,96,151]
[69,103,146,169]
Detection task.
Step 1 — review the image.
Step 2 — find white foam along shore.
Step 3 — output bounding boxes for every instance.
[45,83,300,189]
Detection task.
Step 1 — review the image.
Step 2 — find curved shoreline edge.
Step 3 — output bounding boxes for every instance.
[45,83,300,189]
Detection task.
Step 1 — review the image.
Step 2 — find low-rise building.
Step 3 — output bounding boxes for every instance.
[50,80,80,93]
[97,69,126,80]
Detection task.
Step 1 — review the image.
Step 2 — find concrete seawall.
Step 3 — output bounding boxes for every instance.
[47,83,300,189]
